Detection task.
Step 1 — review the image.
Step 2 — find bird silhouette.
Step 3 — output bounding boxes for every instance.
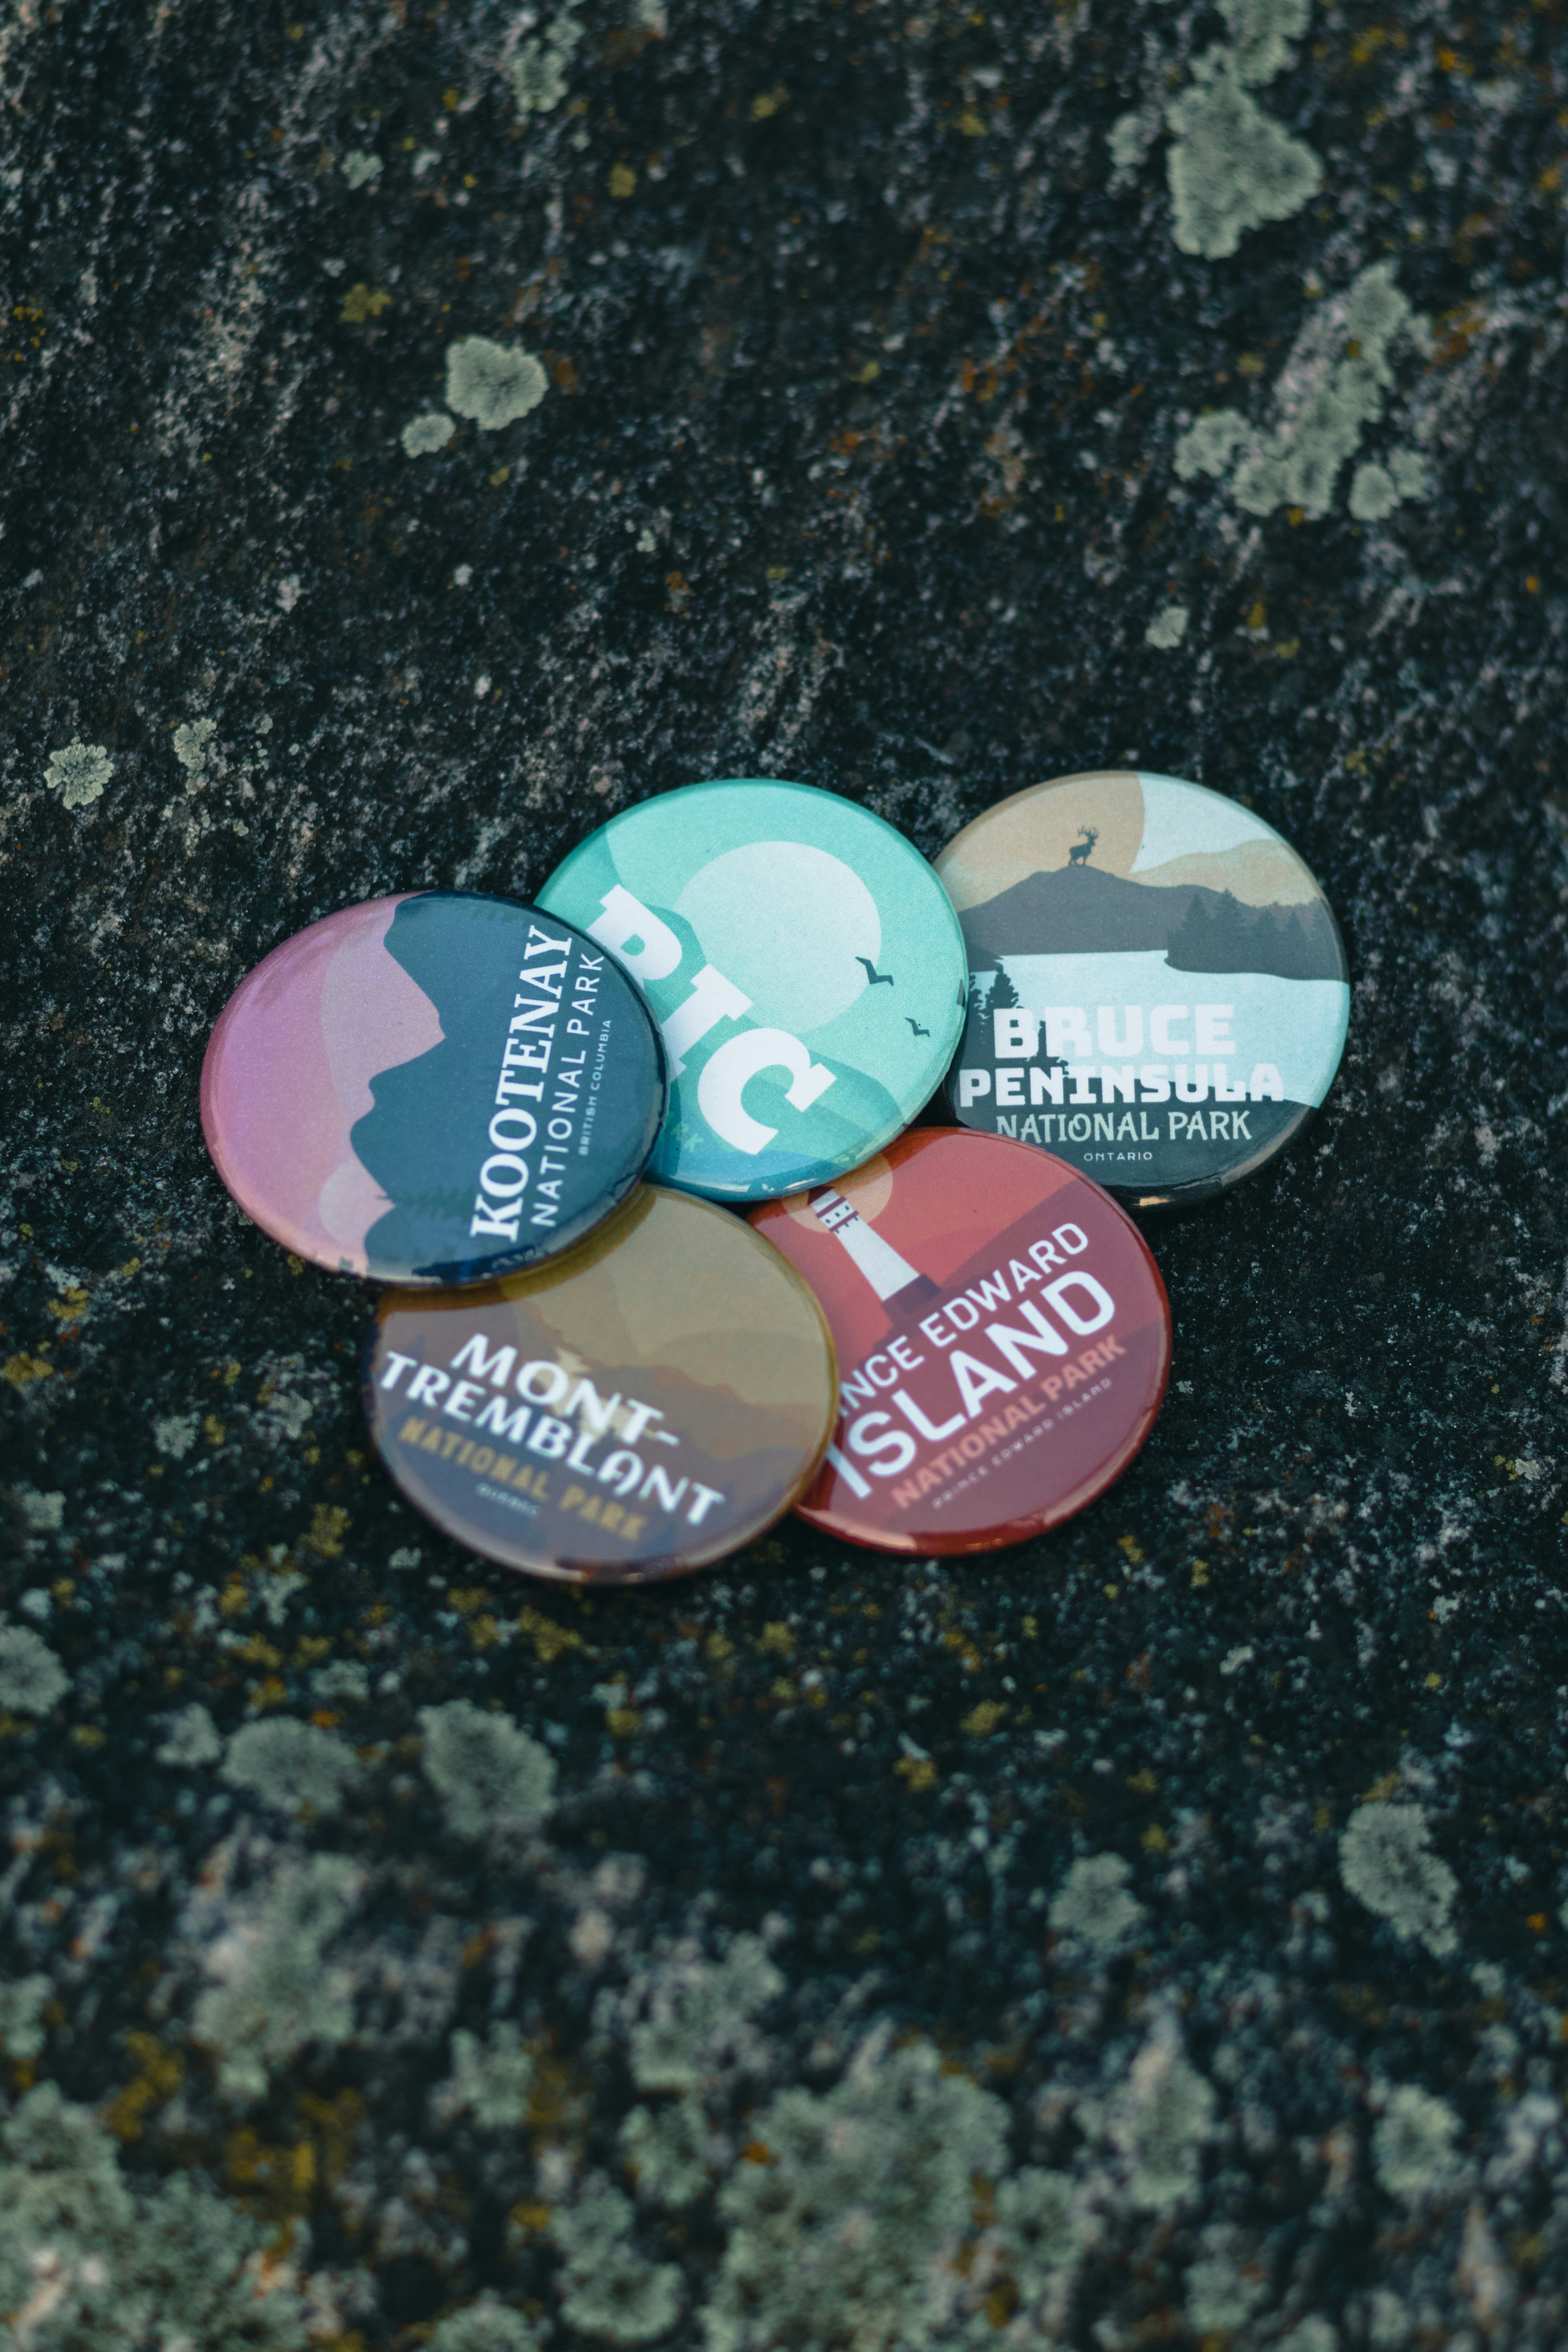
[855,956,894,988]
[905,1017,929,1038]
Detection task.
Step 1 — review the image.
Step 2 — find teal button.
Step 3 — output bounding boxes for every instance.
[538,780,967,1201]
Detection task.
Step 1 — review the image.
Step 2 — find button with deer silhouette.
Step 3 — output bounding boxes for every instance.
[750,1128,1170,1554]
[935,772,1350,1208]
[365,1185,838,1582]
[201,893,667,1284]
[536,780,967,1202]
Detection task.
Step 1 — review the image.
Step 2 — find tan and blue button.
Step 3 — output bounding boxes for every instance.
[936,771,1350,1208]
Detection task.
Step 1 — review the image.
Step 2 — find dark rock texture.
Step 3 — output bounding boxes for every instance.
[2,0,1567,2343]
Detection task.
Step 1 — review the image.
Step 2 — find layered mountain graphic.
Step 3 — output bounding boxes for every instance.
[960,864,1343,982]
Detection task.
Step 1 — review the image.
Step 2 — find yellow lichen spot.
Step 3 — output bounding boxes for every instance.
[70,1725,106,1749]
[768,1678,797,1704]
[249,1677,289,1712]
[957,109,987,135]
[606,1707,642,1737]
[339,283,392,324]
[1526,574,1541,595]
[119,1257,142,1277]
[757,1621,795,1657]
[1237,351,1265,376]
[1425,1671,1443,1688]
[442,86,460,109]
[46,1288,90,1321]
[223,1360,242,1384]
[750,88,788,120]
[1102,1584,1120,1602]
[1246,600,1267,633]
[1274,638,1300,659]
[470,1615,502,1651]
[704,1631,735,1667]
[896,1754,938,1792]
[104,2033,183,2141]
[286,1254,305,1274]
[1116,1534,1144,1564]
[1361,1769,1399,1803]
[765,565,790,581]
[219,1577,250,1617]
[961,1701,1007,1737]
[3,1355,54,1390]
[302,1504,350,1560]
[1021,1615,1038,1638]
[490,465,512,486]
[1141,1822,1170,1853]
[516,1604,587,1664]
[203,1415,226,1445]
[609,162,638,198]
[1287,505,1307,526]
[853,358,881,383]
[511,2199,553,2234]
[1127,1767,1159,1795]
[448,1587,488,1616]
[1314,1803,1333,1831]
[1191,1559,1210,1586]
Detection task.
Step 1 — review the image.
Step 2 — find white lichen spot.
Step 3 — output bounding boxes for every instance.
[1340,1802,1458,1955]
[341,149,383,189]
[1049,1853,1145,1950]
[553,2182,684,2345]
[445,336,548,430]
[17,1488,64,1532]
[428,2299,540,2352]
[1374,2084,1461,2201]
[1185,2231,1269,2332]
[0,1974,52,2059]
[402,411,457,457]
[1166,71,1322,259]
[311,1659,369,1703]
[0,1626,70,1715]
[1278,2321,1338,2352]
[625,1933,782,2093]
[1175,265,1428,519]
[276,575,301,612]
[511,5,583,117]
[389,1545,421,1570]
[707,2034,1008,2352]
[156,1702,222,1767]
[0,2082,306,2338]
[1110,2023,1216,2210]
[419,1700,555,1840]
[192,1852,365,2100]
[621,2098,710,2209]
[993,2167,1084,2300]
[1350,446,1427,523]
[221,1717,358,1815]
[173,717,216,784]
[45,739,114,809]
[453,565,473,587]
[154,1412,201,1461]
[1145,603,1191,649]
[435,2023,535,2129]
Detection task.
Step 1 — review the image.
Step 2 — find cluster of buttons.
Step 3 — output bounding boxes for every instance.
[202,772,1348,1581]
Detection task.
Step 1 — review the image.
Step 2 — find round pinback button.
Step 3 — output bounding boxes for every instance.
[935,771,1350,1209]
[536,779,967,1203]
[201,892,666,1284]
[365,1185,837,1583]
[750,1129,1171,1555]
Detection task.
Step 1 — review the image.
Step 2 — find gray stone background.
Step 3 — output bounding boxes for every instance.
[2,0,1566,2342]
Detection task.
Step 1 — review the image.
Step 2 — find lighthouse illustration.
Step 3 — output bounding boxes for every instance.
[806,1185,939,1307]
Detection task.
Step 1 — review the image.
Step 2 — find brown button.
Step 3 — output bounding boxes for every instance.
[365,1186,837,1583]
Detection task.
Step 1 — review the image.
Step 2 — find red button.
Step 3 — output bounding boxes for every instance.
[750,1128,1171,1554]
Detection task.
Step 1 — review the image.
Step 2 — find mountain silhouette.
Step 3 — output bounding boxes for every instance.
[960,865,1343,982]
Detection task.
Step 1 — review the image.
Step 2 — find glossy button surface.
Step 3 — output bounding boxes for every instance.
[201,892,665,1284]
[366,1185,837,1583]
[537,779,967,1202]
[751,1129,1170,1555]
[936,771,1350,1208]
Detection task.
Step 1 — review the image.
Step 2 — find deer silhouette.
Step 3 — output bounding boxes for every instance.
[1067,825,1098,868]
